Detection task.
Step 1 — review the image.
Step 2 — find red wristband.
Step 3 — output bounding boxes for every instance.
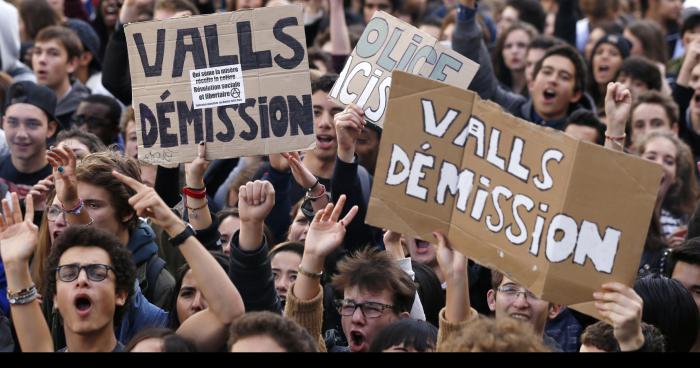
[183,187,207,199]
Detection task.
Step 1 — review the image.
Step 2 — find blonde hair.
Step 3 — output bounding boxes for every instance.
[440,317,551,352]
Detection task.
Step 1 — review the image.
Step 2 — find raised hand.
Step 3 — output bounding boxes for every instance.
[184,141,210,189]
[433,231,467,282]
[304,194,359,259]
[119,0,155,23]
[383,230,405,260]
[28,175,54,212]
[593,282,645,351]
[281,151,317,189]
[334,103,365,163]
[238,180,275,224]
[433,231,470,323]
[604,82,632,151]
[112,170,183,236]
[0,193,38,265]
[46,145,79,207]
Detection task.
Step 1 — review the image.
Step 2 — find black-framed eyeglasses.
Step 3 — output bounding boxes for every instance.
[56,263,114,282]
[70,114,112,128]
[334,299,395,318]
[496,286,538,301]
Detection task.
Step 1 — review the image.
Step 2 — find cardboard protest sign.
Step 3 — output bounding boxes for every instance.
[367,71,662,307]
[125,5,314,165]
[328,11,479,128]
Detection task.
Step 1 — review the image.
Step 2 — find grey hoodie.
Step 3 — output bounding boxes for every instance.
[56,79,91,129]
[0,1,36,83]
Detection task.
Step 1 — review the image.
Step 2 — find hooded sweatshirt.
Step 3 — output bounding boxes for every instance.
[0,1,36,83]
[56,80,91,129]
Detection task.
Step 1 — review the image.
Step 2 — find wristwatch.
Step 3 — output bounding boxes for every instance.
[170,223,196,247]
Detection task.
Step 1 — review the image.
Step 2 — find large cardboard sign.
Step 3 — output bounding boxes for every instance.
[126,5,314,165]
[328,11,478,128]
[367,72,662,306]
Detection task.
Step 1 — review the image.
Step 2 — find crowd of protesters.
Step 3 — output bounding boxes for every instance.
[0,0,699,353]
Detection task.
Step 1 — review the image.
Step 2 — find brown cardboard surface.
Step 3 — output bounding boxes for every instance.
[125,5,314,165]
[367,71,662,310]
[328,11,478,128]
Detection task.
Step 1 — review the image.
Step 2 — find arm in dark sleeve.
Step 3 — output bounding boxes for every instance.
[554,0,578,47]
[330,155,371,252]
[228,230,282,314]
[674,83,693,136]
[155,166,181,208]
[262,167,293,244]
[191,213,223,252]
[453,4,523,110]
[102,22,133,105]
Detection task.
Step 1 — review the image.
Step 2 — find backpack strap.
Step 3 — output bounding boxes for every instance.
[144,255,166,302]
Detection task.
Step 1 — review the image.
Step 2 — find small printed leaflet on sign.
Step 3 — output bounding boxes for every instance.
[191,64,245,108]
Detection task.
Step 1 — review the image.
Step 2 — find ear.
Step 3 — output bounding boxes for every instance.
[79,52,93,68]
[487,289,496,312]
[548,304,562,320]
[121,211,135,225]
[66,56,79,74]
[569,89,583,104]
[47,120,58,138]
[115,289,128,307]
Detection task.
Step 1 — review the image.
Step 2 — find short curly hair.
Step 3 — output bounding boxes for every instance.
[440,317,551,352]
[227,311,318,352]
[45,226,136,327]
[76,150,142,231]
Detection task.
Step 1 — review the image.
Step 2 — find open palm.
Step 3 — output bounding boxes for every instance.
[0,194,38,264]
[304,195,358,259]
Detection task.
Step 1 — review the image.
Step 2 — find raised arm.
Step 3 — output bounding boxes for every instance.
[384,230,426,321]
[46,146,92,225]
[0,194,53,352]
[593,282,645,351]
[102,0,155,105]
[284,196,358,349]
[282,151,329,212]
[331,104,373,252]
[184,142,213,231]
[603,82,632,152]
[433,231,477,352]
[230,180,281,313]
[113,171,244,351]
[329,0,351,56]
[453,0,522,109]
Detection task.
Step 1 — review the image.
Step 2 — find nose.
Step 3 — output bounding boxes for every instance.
[76,268,90,286]
[275,276,288,295]
[319,111,334,130]
[55,210,68,227]
[511,292,530,308]
[351,305,366,324]
[222,241,231,256]
[191,291,207,311]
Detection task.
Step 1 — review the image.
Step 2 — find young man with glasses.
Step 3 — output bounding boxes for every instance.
[1,177,244,351]
[486,271,563,350]
[283,196,417,352]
